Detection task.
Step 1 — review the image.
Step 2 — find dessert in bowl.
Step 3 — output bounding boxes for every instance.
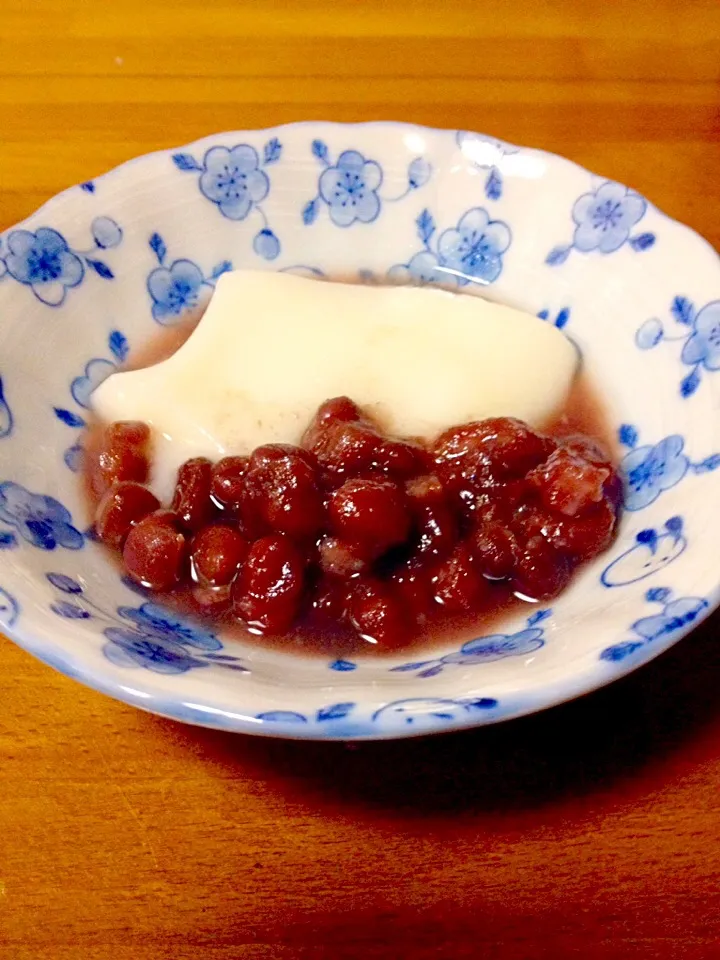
[0,121,718,739]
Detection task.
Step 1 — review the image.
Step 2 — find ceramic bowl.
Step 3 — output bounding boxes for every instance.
[1,122,719,739]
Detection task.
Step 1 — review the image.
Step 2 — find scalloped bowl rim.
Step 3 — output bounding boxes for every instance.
[1,120,719,739]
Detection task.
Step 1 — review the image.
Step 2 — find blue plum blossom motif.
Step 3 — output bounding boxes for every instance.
[103,612,246,671]
[45,576,247,675]
[0,218,123,305]
[145,233,233,324]
[437,208,511,284]
[394,250,448,285]
[304,141,431,228]
[53,329,130,472]
[573,182,647,252]
[172,141,281,260]
[116,603,222,651]
[682,301,720,368]
[199,145,269,220]
[40,578,503,726]
[0,482,83,550]
[636,298,720,398]
[546,180,655,265]
[390,610,550,678]
[148,259,206,322]
[617,424,720,511]
[621,436,688,511]
[319,149,382,227]
[600,588,708,662]
[3,228,83,305]
[71,358,116,409]
[104,628,209,674]
[456,130,519,200]
[389,206,511,288]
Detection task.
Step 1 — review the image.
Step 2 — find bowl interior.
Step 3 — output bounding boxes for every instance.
[1,122,719,738]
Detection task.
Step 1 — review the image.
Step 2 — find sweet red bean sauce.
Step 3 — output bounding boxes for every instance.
[81,312,621,658]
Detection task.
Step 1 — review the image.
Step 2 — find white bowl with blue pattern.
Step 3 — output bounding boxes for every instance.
[1,122,719,739]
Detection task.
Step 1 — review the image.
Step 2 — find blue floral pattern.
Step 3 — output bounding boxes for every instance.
[456,130,519,200]
[320,149,381,226]
[46,573,247,675]
[600,587,708,662]
[1,124,719,740]
[257,696,499,732]
[389,206,511,287]
[390,609,551,678]
[601,517,687,587]
[172,140,281,260]
[0,218,123,306]
[104,633,206,675]
[636,297,720,398]
[3,228,82,304]
[302,141,430,228]
[41,574,503,729]
[105,605,220,675]
[618,424,720,511]
[116,603,222,651]
[546,180,655,266]
[199,146,270,219]
[71,358,118,409]
[0,483,83,550]
[148,259,206,322]
[28,572,510,733]
[52,329,129,472]
[146,233,232,323]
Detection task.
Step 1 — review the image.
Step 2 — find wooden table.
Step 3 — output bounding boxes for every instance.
[1,2,719,956]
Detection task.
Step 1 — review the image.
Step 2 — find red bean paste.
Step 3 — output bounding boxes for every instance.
[84,384,622,656]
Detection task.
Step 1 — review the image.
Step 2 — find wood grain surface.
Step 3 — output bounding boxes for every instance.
[1,2,719,957]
